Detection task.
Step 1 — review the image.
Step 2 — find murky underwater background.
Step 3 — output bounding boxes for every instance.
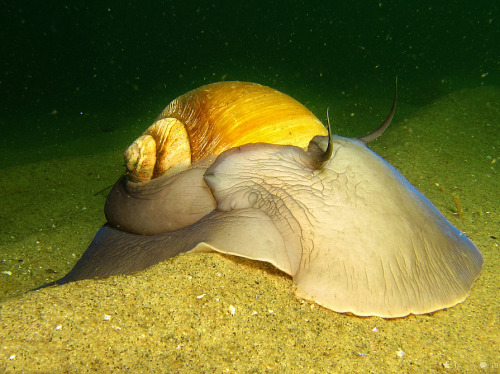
[0,1,498,372]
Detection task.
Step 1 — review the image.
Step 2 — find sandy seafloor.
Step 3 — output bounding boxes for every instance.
[0,84,498,373]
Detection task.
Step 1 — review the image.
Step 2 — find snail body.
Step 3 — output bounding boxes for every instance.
[37,81,483,319]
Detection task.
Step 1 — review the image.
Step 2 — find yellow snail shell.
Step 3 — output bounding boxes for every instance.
[125,81,328,183]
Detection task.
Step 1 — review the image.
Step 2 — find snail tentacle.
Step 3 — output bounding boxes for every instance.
[358,77,397,144]
[313,108,334,169]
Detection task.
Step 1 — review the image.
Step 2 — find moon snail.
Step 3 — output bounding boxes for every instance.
[35,81,483,319]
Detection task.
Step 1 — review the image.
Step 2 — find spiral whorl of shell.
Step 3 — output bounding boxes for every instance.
[125,81,327,183]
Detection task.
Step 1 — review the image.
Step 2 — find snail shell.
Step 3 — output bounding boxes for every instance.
[107,82,328,234]
[125,81,327,183]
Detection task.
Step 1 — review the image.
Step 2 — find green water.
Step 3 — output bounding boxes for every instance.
[1,1,497,150]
